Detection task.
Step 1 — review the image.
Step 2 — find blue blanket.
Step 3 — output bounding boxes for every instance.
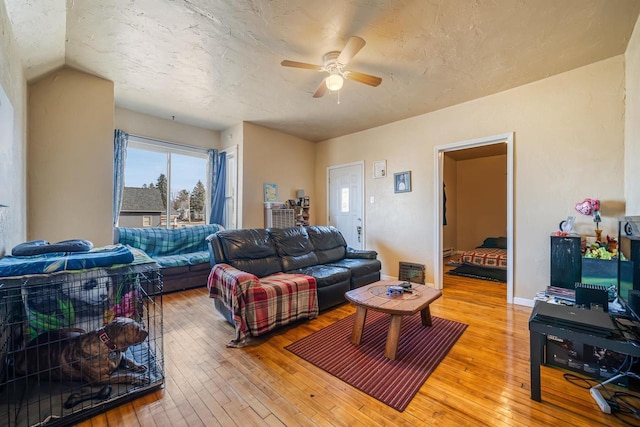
[0,244,135,277]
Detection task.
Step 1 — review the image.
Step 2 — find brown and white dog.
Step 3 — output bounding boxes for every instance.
[14,317,149,385]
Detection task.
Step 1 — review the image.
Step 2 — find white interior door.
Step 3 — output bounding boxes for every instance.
[328,163,364,249]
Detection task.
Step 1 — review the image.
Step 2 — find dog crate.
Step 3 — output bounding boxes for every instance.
[0,263,163,427]
[399,262,426,284]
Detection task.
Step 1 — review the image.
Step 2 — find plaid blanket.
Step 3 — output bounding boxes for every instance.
[0,244,137,277]
[208,263,318,346]
[461,247,507,270]
[116,224,222,257]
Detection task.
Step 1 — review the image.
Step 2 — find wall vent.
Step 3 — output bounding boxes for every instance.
[398,262,425,284]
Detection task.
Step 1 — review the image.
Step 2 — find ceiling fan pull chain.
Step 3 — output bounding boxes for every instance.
[337,90,340,105]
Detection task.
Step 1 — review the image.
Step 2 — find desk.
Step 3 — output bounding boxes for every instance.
[529,303,640,402]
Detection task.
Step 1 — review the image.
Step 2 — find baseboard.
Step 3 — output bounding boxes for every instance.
[513,297,535,307]
[383,274,536,308]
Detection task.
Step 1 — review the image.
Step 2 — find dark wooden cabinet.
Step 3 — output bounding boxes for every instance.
[550,235,582,288]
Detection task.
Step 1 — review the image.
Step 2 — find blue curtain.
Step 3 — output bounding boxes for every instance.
[208,150,226,225]
[113,129,129,226]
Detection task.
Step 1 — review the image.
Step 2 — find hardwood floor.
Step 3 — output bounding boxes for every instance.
[78,271,636,426]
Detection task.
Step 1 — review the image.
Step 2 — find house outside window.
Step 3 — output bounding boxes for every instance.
[119,187,164,228]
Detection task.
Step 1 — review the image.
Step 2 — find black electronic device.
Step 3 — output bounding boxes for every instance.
[575,282,609,311]
[531,301,617,337]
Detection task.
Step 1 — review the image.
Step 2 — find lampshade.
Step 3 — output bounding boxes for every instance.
[325,73,343,91]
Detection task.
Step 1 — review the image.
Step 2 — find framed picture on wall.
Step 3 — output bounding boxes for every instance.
[264,183,278,202]
[373,160,387,179]
[394,171,411,193]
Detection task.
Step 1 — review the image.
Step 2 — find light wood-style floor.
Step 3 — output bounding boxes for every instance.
[78,269,636,426]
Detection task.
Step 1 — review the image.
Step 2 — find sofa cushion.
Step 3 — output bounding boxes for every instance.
[290,264,350,289]
[306,225,347,264]
[326,258,382,278]
[153,251,211,268]
[217,229,282,277]
[270,227,319,271]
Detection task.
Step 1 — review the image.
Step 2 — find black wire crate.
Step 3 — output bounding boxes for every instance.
[0,264,163,427]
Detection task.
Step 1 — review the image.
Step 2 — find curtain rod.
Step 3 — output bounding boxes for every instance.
[128,133,211,155]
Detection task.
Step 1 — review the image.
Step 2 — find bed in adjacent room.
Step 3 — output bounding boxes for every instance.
[448,237,507,283]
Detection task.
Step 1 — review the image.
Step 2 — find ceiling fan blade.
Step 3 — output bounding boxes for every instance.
[313,79,327,98]
[344,71,382,87]
[337,36,366,65]
[281,60,323,70]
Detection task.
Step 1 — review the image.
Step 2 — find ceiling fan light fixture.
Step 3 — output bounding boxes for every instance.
[325,73,343,91]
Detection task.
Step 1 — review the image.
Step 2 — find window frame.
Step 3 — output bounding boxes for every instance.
[222,145,238,230]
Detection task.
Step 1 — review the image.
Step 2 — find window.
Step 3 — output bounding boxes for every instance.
[341,187,350,213]
[119,137,209,229]
[223,146,238,230]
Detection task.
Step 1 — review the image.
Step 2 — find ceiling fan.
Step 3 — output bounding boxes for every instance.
[281,36,382,98]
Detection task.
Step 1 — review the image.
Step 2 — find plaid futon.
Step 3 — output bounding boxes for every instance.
[116,224,222,267]
[208,263,319,346]
[461,247,507,270]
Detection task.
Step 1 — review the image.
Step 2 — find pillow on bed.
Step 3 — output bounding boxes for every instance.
[495,237,508,249]
[479,237,508,249]
[479,237,499,248]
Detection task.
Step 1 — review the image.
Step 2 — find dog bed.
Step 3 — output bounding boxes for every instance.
[11,239,93,256]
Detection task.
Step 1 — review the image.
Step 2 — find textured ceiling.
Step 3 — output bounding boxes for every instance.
[5,0,640,142]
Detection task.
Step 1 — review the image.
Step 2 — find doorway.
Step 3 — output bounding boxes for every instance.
[433,133,514,303]
[328,162,364,249]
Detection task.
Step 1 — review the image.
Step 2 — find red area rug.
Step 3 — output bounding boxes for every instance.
[285,310,467,411]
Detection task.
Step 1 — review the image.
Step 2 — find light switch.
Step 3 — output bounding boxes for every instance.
[370,196,374,204]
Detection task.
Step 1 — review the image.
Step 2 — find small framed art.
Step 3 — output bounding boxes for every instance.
[264,183,278,202]
[373,160,387,179]
[394,171,411,193]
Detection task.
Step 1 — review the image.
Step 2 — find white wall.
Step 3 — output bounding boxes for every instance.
[316,56,626,300]
[115,108,221,150]
[28,67,115,246]
[242,123,316,228]
[456,155,507,250]
[0,1,27,254]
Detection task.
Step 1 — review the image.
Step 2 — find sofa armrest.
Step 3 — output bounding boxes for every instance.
[206,233,226,268]
[346,247,378,260]
[208,263,260,298]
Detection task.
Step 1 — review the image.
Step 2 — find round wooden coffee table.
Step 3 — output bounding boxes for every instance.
[345,280,442,360]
